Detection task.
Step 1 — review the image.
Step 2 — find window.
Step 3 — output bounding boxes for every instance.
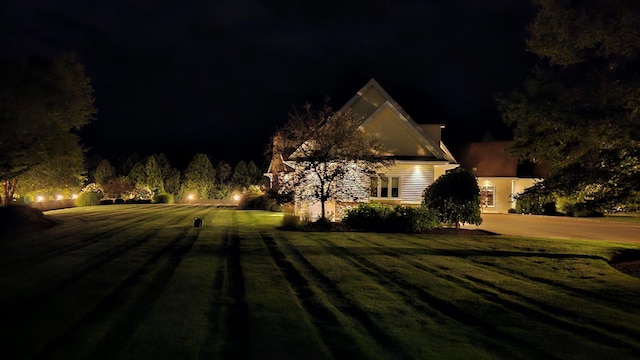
[480,185,495,207]
[380,177,389,197]
[371,176,400,198]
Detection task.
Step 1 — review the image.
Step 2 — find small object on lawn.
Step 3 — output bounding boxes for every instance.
[193,217,203,228]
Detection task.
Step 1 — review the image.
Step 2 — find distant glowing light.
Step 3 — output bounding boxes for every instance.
[233,194,241,201]
[71,194,78,199]
[187,194,194,200]
[56,194,63,200]
[36,196,44,202]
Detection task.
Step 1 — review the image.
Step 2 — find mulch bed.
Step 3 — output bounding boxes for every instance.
[610,250,640,279]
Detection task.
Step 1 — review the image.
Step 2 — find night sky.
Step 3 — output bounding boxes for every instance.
[2,0,536,169]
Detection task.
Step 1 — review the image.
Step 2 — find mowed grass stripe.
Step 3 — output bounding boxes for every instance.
[261,232,369,359]
[471,255,640,310]
[238,215,333,360]
[272,232,411,360]
[352,232,638,352]
[308,232,557,359]
[0,205,187,269]
[373,232,640,334]
[283,232,509,359]
[123,207,231,359]
[3,206,216,359]
[35,226,199,359]
[0,206,211,307]
[3,209,640,359]
[34,206,220,359]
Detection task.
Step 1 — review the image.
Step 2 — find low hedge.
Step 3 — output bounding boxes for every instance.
[238,194,281,211]
[343,203,441,233]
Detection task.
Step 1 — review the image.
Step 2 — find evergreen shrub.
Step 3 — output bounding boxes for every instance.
[153,193,174,204]
[75,192,102,206]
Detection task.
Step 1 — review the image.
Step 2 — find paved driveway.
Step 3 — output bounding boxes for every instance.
[465,213,640,245]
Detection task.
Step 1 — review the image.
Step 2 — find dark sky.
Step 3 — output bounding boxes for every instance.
[2,0,537,169]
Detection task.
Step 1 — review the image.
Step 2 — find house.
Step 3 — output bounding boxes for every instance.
[266,78,458,220]
[455,141,546,213]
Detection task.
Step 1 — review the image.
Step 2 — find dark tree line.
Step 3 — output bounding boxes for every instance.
[88,153,265,200]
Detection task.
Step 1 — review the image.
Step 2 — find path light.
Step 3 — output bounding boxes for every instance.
[36,196,44,202]
[56,194,63,200]
[187,194,194,200]
[71,194,78,199]
[233,194,241,201]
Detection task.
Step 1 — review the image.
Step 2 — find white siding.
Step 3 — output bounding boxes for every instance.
[381,163,435,204]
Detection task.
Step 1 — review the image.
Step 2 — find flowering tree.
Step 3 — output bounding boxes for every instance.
[275,102,392,220]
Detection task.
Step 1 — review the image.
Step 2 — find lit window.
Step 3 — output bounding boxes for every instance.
[370,176,400,198]
[481,186,495,207]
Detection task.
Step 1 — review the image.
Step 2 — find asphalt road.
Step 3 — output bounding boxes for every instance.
[465,213,640,245]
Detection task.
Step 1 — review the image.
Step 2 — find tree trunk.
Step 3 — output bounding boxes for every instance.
[2,179,17,206]
[320,199,326,220]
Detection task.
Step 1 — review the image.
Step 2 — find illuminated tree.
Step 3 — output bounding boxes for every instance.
[128,162,147,187]
[182,153,216,199]
[231,160,250,188]
[15,140,86,199]
[0,54,96,205]
[145,155,164,193]
[103,176,134,199]
[94,159,116,187]
[275,102,392,220]
[215,161,232,184]
[164,167,181,196]
[500,0,640,208]
[153,153,180,194]
[422,168,482,228]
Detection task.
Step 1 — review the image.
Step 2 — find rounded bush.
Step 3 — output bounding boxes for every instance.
[75,192,102,206]
[153,193,175,204]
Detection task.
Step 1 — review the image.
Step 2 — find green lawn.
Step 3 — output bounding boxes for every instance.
[602,212,640,224]
[1,205,639,359]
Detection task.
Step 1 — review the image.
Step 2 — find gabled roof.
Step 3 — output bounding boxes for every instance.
[456,141,547,178]
[340,79,456,162]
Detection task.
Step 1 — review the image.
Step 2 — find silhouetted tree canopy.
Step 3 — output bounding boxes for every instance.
[0,53,96,205]
[500,0,640,206]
